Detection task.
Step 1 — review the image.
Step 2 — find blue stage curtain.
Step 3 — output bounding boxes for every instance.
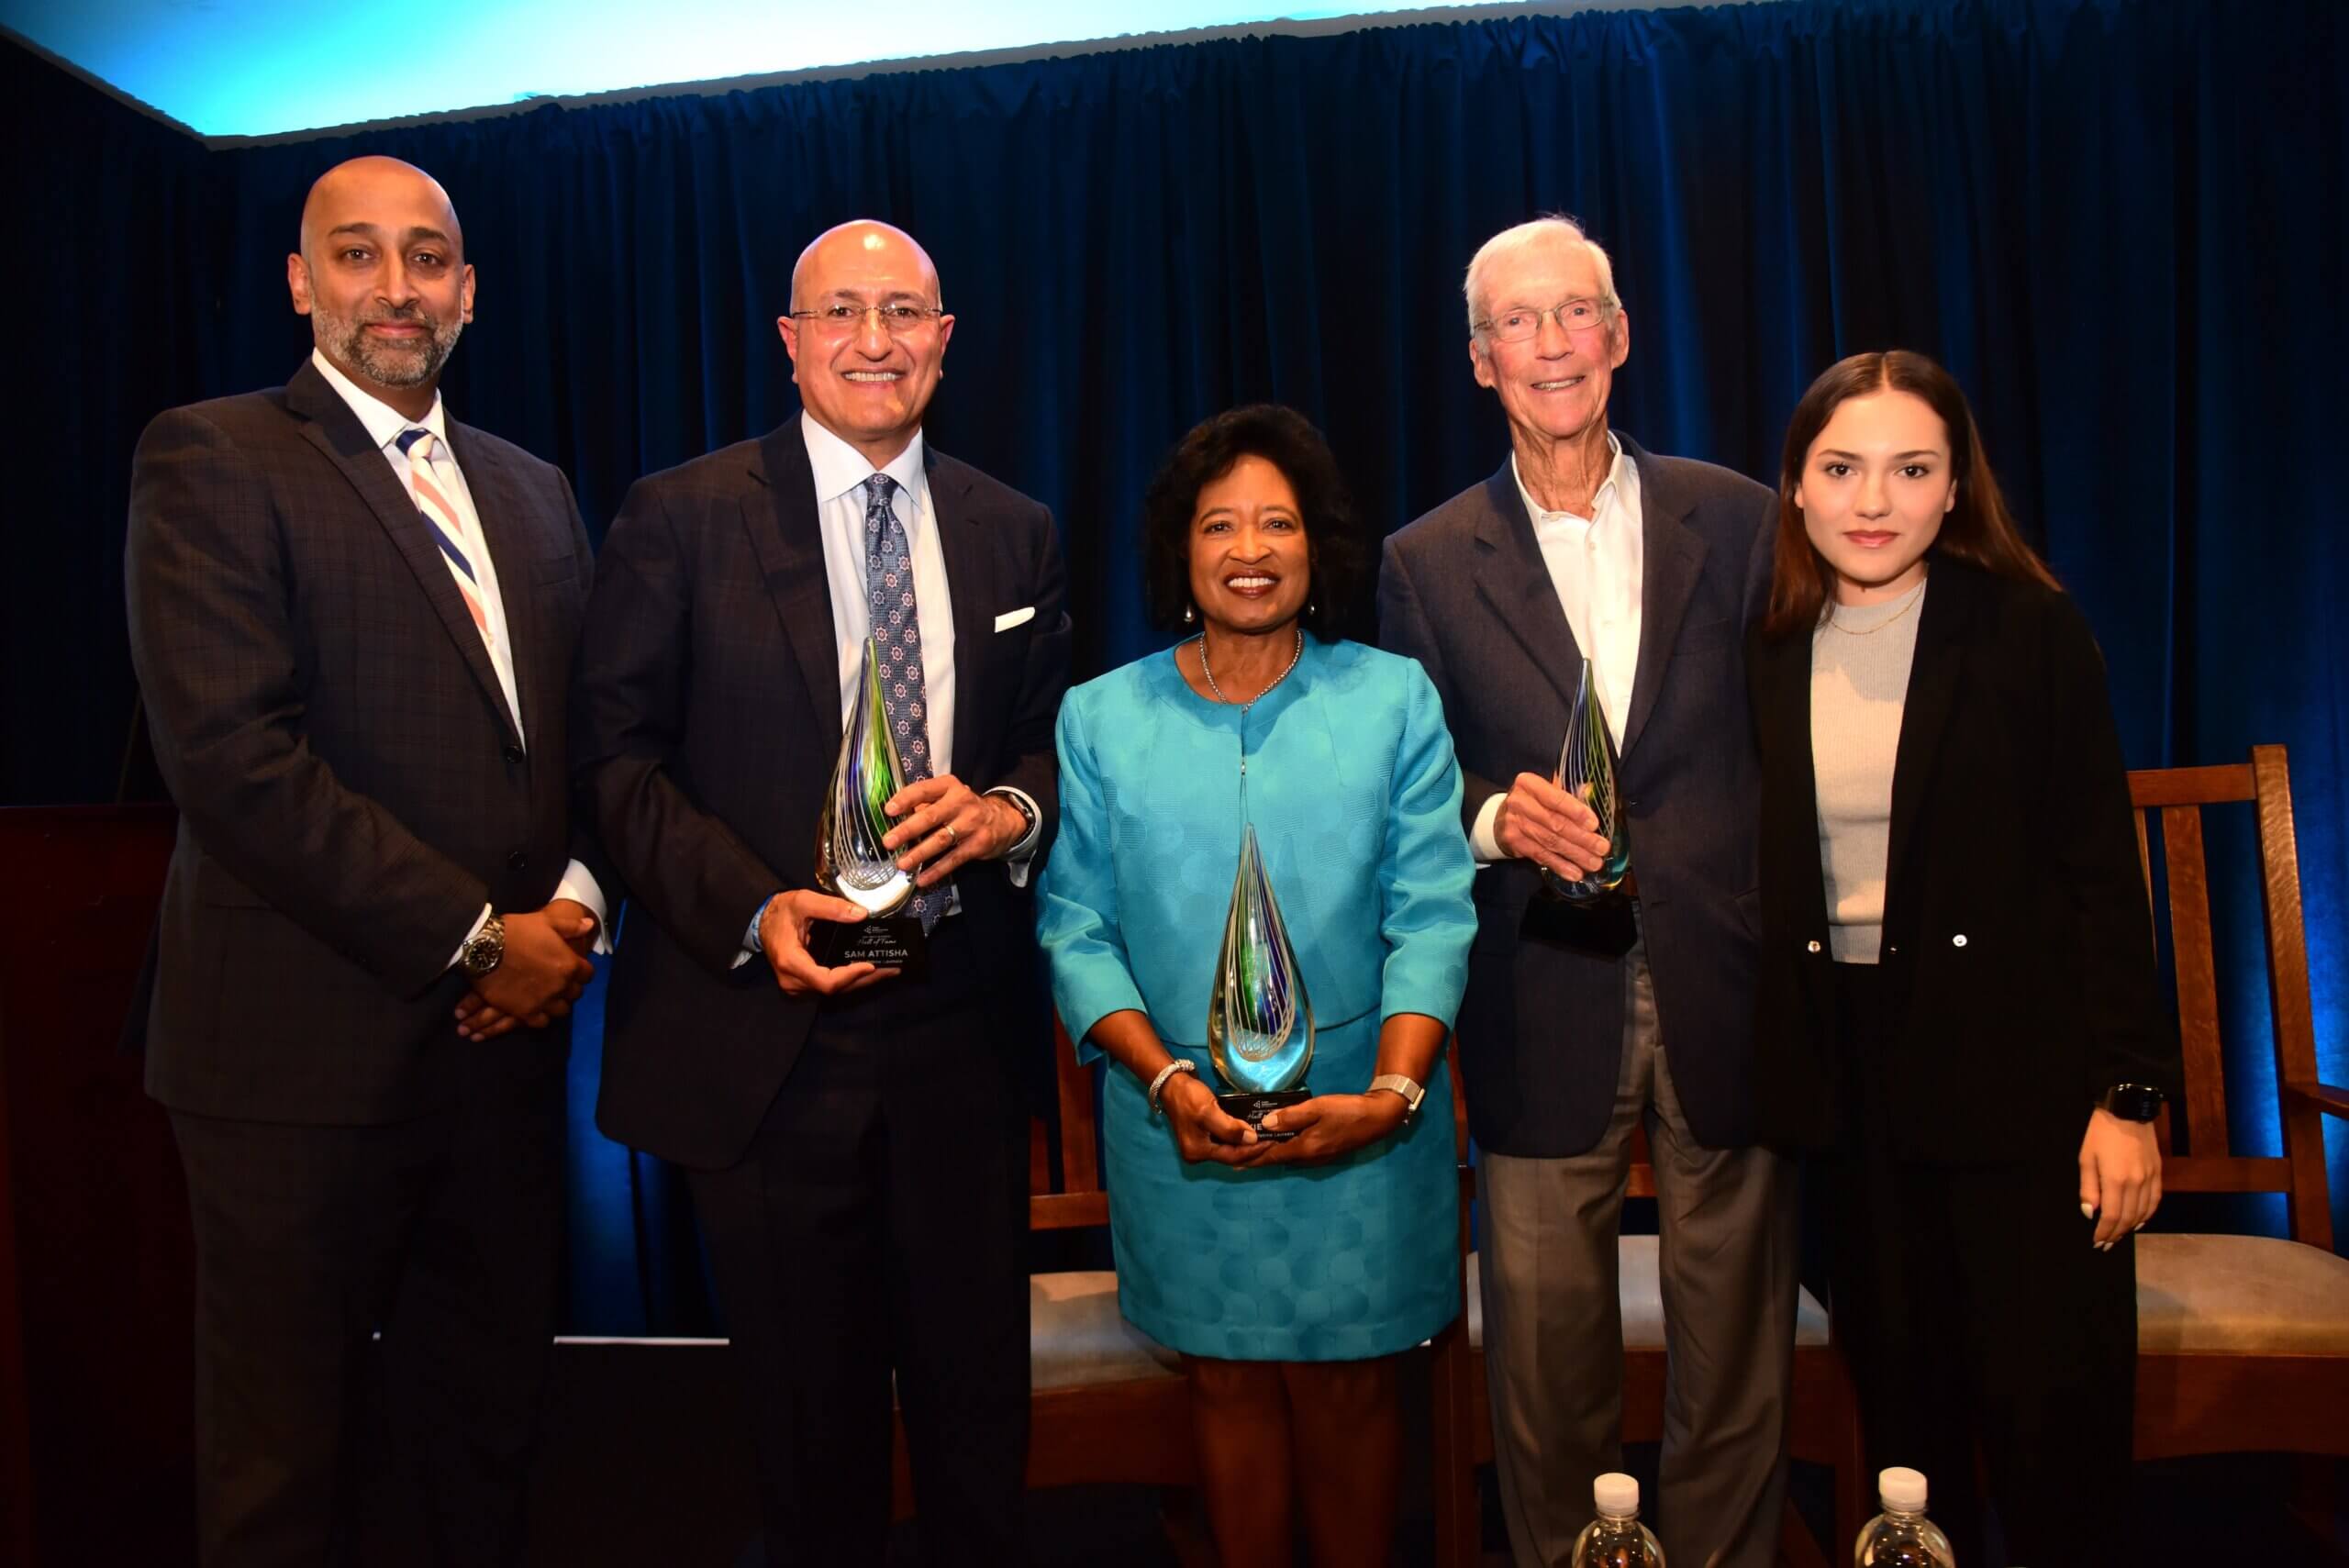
[8,0,2343,1328]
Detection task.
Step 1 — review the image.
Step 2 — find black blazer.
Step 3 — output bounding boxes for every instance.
[1747,557,2179,1163]
[1380,436,1777,1156]
[125,360,601,1124]
[576,424,1071,1171]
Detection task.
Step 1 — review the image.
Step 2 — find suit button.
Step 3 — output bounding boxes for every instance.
[507,851,529,872]
[1806,940,1822,954]
[503,743,525,764]
[1952,933,1968,948]
[1887,944,1899,955]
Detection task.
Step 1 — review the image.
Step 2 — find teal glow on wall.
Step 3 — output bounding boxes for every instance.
[7,0,1496,137]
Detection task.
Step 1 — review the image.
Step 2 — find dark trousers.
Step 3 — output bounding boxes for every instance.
[686,923,1030,1566]
[170,1073,562,1568]
[1823,962,2136,1566]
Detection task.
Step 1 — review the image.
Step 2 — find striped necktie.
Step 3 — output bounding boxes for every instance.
[396,428,492,648]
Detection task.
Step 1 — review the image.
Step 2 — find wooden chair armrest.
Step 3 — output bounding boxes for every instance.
[2284,1082,2349,1119]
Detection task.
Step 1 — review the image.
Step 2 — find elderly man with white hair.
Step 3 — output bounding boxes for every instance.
[1380,217,1797,1568]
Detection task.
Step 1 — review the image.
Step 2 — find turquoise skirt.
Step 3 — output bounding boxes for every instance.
[1099,1011,1461,1362]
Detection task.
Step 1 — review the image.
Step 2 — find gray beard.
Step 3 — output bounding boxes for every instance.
[316,306,464,388]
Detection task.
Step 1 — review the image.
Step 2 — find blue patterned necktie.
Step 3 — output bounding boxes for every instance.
[863,473,948,929]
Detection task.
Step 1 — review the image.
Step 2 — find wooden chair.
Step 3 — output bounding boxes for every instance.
[891,1017,1197,1519]
[2123,745,2349,1462]
[1428,1043,1865,1568]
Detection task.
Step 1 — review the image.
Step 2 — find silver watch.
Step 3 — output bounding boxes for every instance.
[458,912,507,977]
[1367,1073,1426,1122]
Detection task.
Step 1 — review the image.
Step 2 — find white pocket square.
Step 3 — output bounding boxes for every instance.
[993,606,1036,632]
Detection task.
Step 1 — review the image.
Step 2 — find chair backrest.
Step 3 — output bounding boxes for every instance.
[2126,744,2331,1248]
[1029,1016,1110,1231]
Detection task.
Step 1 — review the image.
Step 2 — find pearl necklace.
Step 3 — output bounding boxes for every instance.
[1197,627,1304,707]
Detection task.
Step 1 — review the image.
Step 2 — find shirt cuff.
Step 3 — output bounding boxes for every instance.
[734,892,780,971]
[1470,792,1508,864]
[447,903,493,971]
[988,786,1044,887]
[552,861,614,955]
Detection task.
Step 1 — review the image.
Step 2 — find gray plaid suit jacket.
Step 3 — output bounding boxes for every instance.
[125,359,603,1125]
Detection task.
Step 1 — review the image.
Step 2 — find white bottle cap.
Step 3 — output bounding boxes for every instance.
[1593,1473,1641,1519]
[1878,1466,1929,1514]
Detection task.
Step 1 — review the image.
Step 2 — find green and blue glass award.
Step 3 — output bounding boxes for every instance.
[811,636,928,974]
[1206,823,1314,1139]
[1542,655,1632,903]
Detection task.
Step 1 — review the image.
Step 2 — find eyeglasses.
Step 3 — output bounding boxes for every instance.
[786,301,946,336]
[1475,297,1614,344]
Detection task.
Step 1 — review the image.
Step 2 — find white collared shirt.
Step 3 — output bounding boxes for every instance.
[1471,432,1644,862]
[308,350,607,955]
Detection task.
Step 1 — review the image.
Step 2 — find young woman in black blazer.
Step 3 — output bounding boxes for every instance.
[1747,351,2180,1563]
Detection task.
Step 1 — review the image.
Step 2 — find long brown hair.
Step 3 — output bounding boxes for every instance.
[1763,350,2059,639]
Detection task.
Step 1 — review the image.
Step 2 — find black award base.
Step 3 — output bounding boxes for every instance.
[809,915,929,980]
[1217,1086,1311,1142]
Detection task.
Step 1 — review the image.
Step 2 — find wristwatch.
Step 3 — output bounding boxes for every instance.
[991,788,1039,843]
[458,912,507,977]
[1367,1073,1427,1123]
[2099,1082,2165,1123]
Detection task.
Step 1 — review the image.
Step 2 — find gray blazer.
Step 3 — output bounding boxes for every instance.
[1379,435,1775,1156]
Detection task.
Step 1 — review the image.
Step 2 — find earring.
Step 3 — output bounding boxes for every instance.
[1183,604,1196,625]
[1307,601,1317,617]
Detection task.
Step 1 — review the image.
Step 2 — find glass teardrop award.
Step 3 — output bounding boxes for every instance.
[810,637,928,976]
[1542,656,1632,902]
[1206,823,1314,1140]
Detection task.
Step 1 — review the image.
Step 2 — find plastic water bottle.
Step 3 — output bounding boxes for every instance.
[1854,1466,1955,1566]
[1570,1472,1664,1566]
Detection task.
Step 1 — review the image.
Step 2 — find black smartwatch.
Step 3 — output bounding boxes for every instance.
[2099,1082,2165,1123]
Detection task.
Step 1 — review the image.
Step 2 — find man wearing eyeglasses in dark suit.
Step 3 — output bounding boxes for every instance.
[1381,216,1795,1568]
[576,219,1070,1565]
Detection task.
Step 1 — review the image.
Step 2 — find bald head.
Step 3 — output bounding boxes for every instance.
[287,155,475,418]
[789,220,941,313]
[299,155,463,265]
[777,218,954,467]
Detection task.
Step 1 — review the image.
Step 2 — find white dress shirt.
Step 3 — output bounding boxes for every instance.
[309,350,608,958]
[1471,433,1644,862]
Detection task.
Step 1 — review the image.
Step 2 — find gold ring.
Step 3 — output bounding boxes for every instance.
[943,824,958,849]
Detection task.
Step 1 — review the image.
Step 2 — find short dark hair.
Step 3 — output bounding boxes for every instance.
[1764,350,2059,639]
[1138,405,1373,642]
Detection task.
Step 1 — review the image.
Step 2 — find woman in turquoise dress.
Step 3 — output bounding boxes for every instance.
[1037,406,1476,1568]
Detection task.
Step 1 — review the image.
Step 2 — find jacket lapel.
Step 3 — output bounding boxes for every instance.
[1470,462,1586,713]
[1617,436,1709,759]
[286,362,521,744]
[1884,558,1978,888]
[1754,623,1829,936]
[741,426,844,752]
[924,449,991,778]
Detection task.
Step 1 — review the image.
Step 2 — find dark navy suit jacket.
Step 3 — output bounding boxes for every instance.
[1379,435,1775,1156]
[575,425,1071,1171]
